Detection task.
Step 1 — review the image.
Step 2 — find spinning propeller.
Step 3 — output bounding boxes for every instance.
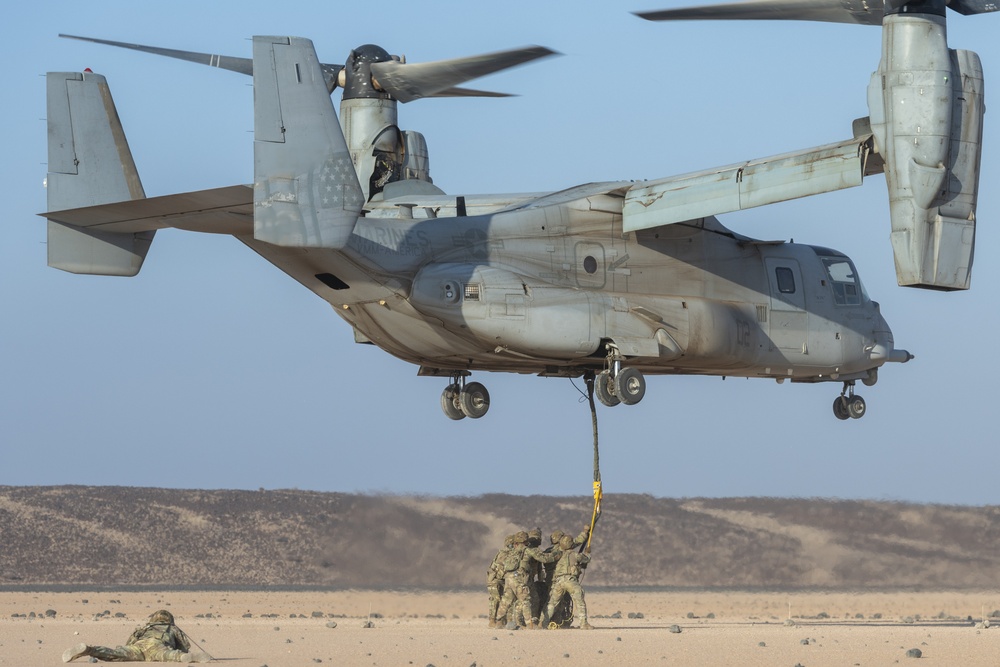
[58,34,556,102]
[634,0,997,25]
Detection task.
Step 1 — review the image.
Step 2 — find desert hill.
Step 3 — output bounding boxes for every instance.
[2,486,999,589]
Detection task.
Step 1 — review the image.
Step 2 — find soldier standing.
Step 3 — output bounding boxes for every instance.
[63,610,211,662]
[487,534,515,627]
[495,531,556,628]
[545,534,594,630]
[525,528,546,624]
[544,526,590,626]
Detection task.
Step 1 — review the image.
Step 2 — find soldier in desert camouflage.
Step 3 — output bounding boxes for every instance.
[494,530,556,628]
[487,534,515,627]
[525,528,547,624]
[545,534,594,630]
[543,527,590,627]
[62,609,211,663]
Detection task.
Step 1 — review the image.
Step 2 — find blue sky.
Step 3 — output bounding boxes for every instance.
[2,1,998,504]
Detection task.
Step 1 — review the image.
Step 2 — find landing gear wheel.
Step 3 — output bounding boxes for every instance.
[847,394,866,419]
[594,370,620,407]
[615,367,646,405]
[832,396,850,421]
[459,382,490,419]
[440,384,465,420]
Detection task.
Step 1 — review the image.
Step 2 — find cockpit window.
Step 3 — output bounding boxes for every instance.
[822,257,867,306]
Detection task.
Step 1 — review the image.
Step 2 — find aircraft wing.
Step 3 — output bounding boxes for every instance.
[42,184,253,235]
[623,135,876,232]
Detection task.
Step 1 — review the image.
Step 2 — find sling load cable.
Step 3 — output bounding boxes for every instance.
[549,371,604,630]
[583,370,602,556]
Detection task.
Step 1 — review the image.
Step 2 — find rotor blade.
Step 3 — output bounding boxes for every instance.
[369,45,557,103]
[948,0,1000,15]
[59,34,346,93]
[634,0,885,25]
[59,34,255,75]
[429,86,515,98]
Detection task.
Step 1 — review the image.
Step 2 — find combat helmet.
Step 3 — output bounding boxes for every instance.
[550,530,565,545]
[149,610,174,624]
[527,527,542,546]
[559,534,575,550]
[514,530,529,544]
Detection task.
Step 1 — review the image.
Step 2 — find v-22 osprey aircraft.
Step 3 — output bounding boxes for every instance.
[42,0,991,422]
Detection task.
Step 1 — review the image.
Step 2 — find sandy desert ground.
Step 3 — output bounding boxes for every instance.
[2,589,1000,666]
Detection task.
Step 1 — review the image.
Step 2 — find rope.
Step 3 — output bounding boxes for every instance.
[583,371,602,555]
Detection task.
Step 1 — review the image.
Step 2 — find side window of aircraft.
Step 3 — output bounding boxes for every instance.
[822,258,864,306]
[775,267,796,294]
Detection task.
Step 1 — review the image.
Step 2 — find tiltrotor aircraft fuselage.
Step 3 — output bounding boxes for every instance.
[42,0,992,421]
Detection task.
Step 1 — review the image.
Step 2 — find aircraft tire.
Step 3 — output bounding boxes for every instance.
[459,382,490,419]
[441,384,465,420]
[615,367,646,406]
[847,394,866,419]
[832,396,850,420]
[594,370,620,407]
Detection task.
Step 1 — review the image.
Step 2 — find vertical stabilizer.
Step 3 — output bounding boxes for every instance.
[252,36,362,248]
[45,71,153,276]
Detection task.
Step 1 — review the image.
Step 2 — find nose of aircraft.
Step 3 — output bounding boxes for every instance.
[868,306,914,364]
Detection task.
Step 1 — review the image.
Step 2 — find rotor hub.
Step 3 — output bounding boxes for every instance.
[885,0,947,17]
[342,44,396,100]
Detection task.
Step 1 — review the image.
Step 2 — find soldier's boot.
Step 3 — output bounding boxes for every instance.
[180,651,214,663]
[580,621,595,630]
[62,643,90,662]
[526,620,537,629]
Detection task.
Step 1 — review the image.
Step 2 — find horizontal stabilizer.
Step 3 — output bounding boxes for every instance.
[45,71,152,276]
[43,185,253,235]
[623,137,872,232]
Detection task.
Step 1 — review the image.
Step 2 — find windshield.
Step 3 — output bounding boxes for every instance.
[822,257,869,306]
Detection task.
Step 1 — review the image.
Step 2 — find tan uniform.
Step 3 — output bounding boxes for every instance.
[542,529,589,592]
[63,619,206,663]
[487,541,512,626]
[495,544,557,627]
[542,528,589,624]
[545,546,591,629]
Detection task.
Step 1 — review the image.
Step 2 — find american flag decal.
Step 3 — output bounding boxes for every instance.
[317,153,364,212]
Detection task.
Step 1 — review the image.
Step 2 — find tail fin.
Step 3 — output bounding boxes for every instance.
[45,71,153,276]
[252,36,362,248]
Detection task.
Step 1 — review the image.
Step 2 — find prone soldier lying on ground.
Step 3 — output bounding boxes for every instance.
[63,609,212,663]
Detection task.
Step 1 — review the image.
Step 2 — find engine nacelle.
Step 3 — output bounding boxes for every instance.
[410,263,603,358]
[867,13,985,290]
